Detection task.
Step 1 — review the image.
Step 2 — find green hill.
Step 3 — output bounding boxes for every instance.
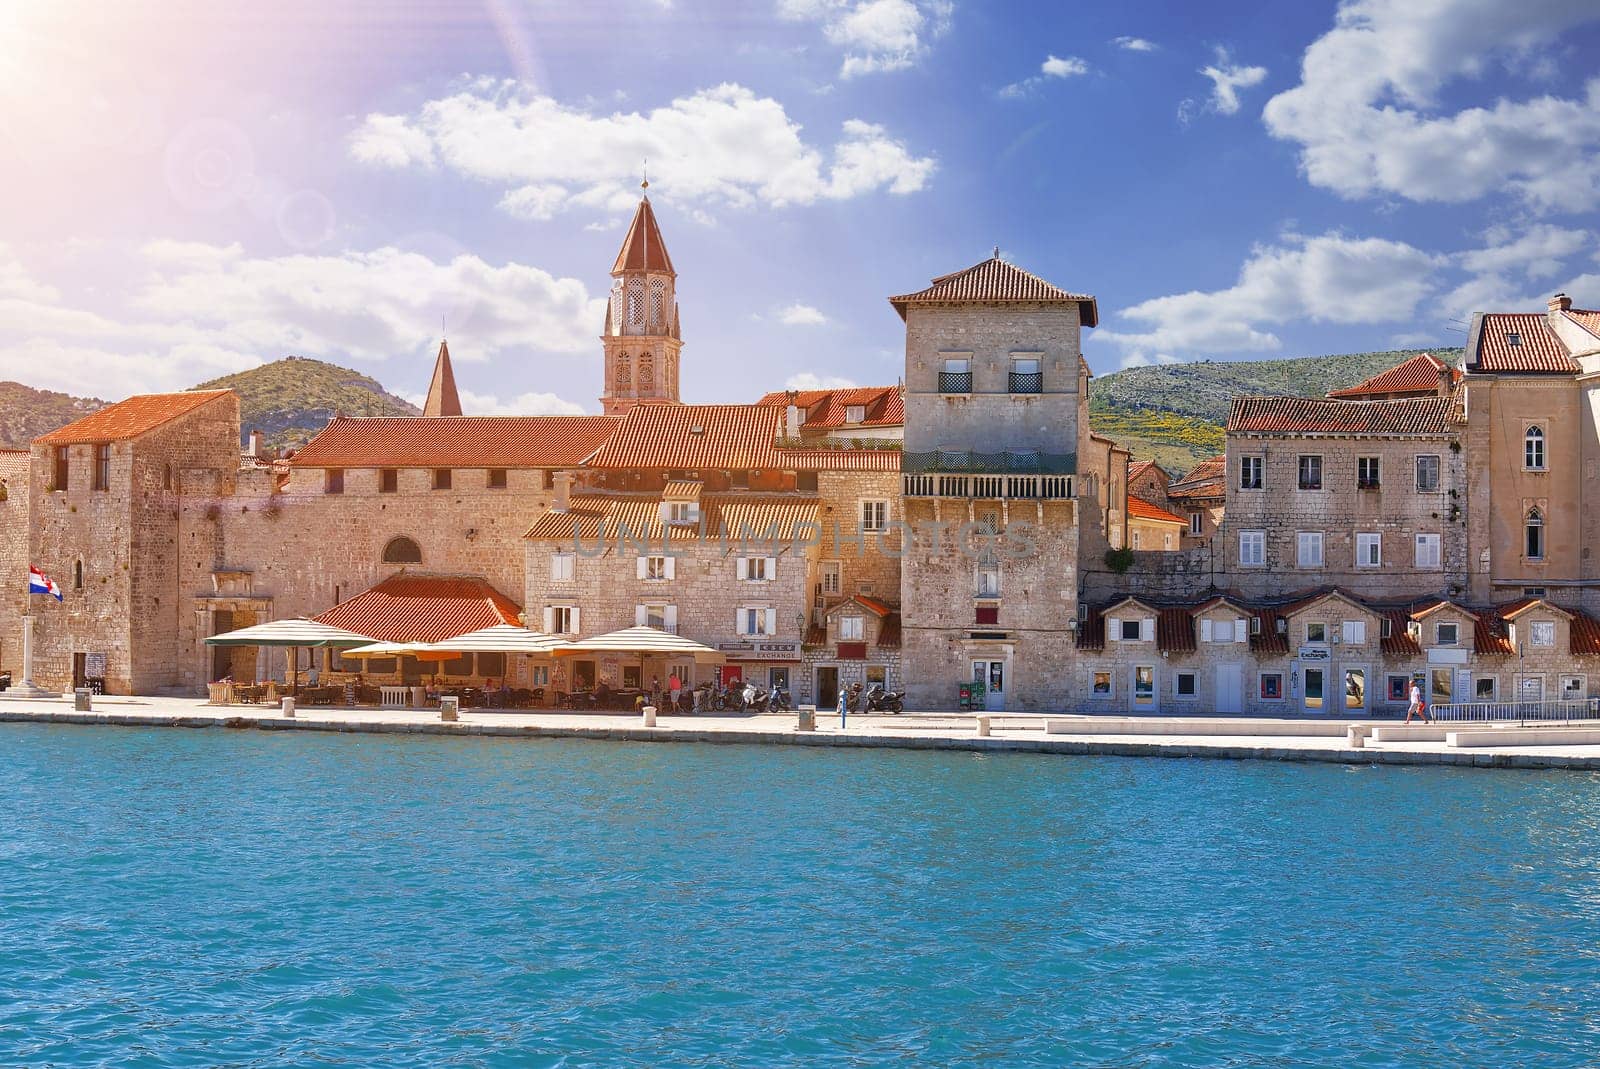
[193,356,420,449]
[0,382,107,449]
[1089,348,1465,474]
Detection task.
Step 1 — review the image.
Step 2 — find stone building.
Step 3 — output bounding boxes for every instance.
[1168,455,1225,548]
[1127,460,1169,506]
[1126,496,1186,551]
[892,253,1128,711]
[1,447,31,675]
[1326,351,1460,402]
[756,385,904,446]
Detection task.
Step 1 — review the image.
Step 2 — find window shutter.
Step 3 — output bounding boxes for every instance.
[665,605,678,631]
[1201,619,1213,642]
[636,557,648,580]
[570,607,580,634]
[542,607,554,632]
[766,556,778,580]
[1141,618,1155,642]
[737,557,748,581]
[737,610,746,635]
[664,556,676,580]
[1108,617,1120,642]
[766,608,777,635]
[635,605,648,627]
[1234,620,1246,643]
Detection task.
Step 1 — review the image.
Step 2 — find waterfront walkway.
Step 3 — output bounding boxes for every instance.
[3,695,1600,770]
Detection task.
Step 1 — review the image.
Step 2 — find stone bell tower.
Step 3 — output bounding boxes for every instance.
[600,186,683,414]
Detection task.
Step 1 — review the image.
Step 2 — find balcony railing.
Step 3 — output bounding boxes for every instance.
[1008,371,1043,394]
[902,450,1077,500]
[938,371,972,393]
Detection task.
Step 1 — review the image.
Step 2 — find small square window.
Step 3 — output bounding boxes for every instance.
[1475,677,1497,700]
[1260,673,1283,700]
[1176,671,1197,697]
[487,468,507,489]
[433,468,452,490]
[1388,676,1410,702]
[1435,622,1459,646]
[380,468,398,493]
[1092,671,1113,696]
[839,616,864,640]
[1120,619,1142,641]
[845,405,866,424]
[1357,457,1380,489]
[1307,622,1327,644]
[1530,620,1556,648]
[861,499,889,532]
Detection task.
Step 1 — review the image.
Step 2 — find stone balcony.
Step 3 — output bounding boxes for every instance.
[902,451,1077,501]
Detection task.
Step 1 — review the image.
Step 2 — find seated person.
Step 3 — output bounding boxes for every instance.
[483,677,503,707]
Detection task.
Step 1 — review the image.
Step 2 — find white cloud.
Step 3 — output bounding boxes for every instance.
[348,114,436,168]
[779,0,953,78]
[457,388,587,416]
[1113,36,1157,52]
[1388,331,1441,348]
[1118,351,1182,369]
[1442,224,1594,320]
[351,83,934,218]
[1198,47,1268,117]
[0,242,605,399]
[778,302,829,326]
[1002,54,1089,98]
[785,372,858,390]
[1262,0,1600,210]
[1097,231,1441,356]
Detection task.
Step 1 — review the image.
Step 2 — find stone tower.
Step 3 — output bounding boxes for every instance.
[600,192,682,414]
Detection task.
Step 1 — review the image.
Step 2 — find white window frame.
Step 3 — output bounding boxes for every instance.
[1091,670,1115,699]
[739,606,777,637]
[1296,531,1324,568]
[1416,454,1440,492]
[1239,456,1263,490]
[1473,676,1497,702]
[1529,620,1556,648]
[976,564,1000,598]
[860,499,889,532]
[1341,620,1367,645]
[838,615,864,640]
[820,560,842,595]
[550,552,575,583]
[1435,622,1459,647]
[1524,425,1547,471]
[1239,530,1266,567]
[1357,456,1380,488]
[1415,533,1442,569]
[1356,532,1382,568]
[639,555,674,581]
[1297,454,1323,491]
[738,556,775,582]
[1306,621,1327,644]
[1189,512,1203,536]
[544,605,579,635]
[845,404,866,424]
[1174,671,1199,700]
[1562,675,1586,701]
[665,501,696,525]
[1131,530,1141,550]
[636,602,676,632]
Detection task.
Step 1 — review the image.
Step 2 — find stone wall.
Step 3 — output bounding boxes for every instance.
[0,450,29,678]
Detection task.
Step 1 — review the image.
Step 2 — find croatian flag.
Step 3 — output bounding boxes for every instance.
[28,565,62,601]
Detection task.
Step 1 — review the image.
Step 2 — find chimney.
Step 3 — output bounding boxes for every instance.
[785,403,801,441]
[552,470,572,513]
[1550,293,1572,314]
[247,429,261,457]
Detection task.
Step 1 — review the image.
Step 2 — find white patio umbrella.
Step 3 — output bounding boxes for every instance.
[551,626,726,662]
[204,619,376,691]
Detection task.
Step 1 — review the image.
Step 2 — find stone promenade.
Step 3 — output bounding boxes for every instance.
[3,695,1600,771]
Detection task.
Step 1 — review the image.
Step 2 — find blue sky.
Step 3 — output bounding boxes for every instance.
[1,0,1597,411]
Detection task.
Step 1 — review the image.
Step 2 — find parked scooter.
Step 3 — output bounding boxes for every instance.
[769,686,793,712]
[864,683,904,714]
[741,682,771,712]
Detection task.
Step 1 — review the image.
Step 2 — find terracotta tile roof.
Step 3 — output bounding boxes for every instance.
[1327,353,1460,398]
[612,196,675,275]
[1168,456,1225,501]
[1127,496,1186,525]
[1470,313,1578,374]
[1380,612,1422,656]
[315,574,520,643]
[755,386,905,429]
[1157,608,1195,653]
[1127,460,1160,482]
[1565,308,1600,339]
[1228,396,1457,435]
[1571,613,1600,657]
[853,595,895,618]
[1249,611,1289,656]
[662,480,703,500]
[1076,610,1105,651]
[889,255,1098,326]
[589,402,899,471]
[36,390,233,445]
[1473,614,1515,657]
[783,448,901,472]
[527,493,820,543]
[877,612,902,649]
[288,415,621,468]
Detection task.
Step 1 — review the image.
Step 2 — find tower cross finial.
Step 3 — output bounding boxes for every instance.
[993,245,1000,259]
[642,158,649,192]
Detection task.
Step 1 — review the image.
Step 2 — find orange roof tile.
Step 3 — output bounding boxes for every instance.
[782,448,901,472]
[1380,612,1423,656]
[1127,460,1160,482]
[288,415,621,468]
[1228,396,1457,435]
[1126,496,1186,525]
[1470,313,1578,374]
[612,196,675,275]
[527,494,820,543]
[889,255,1098,326]
[1565,308,1600,339]
[586,402,899,472]
[315,574,520,643]
[36,390,233,445]
[1168,456,1225,501]
[1327,353,1460,398]
[755,385,905,429]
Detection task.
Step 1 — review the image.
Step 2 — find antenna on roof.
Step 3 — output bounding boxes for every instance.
[992,245,1000,259]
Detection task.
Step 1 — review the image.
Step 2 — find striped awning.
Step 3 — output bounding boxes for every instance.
[421,625,565,655]
[205,619,375,648]
[552,626,726,662]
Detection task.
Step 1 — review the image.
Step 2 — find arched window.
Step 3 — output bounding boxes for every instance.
[615,356,632,389]
[1526,508,1544,561]
[1525,426,1546,471]
[638,355,654,389]
[383,536,422,565]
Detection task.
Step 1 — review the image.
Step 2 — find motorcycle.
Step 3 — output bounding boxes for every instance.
[769,686,793,713]
[864,683,904,714]
[741,683,771,713]
[0,670,10,692]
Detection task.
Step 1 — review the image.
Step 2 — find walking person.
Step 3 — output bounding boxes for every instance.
[668,671,681,711]
[1406,679,1432,723]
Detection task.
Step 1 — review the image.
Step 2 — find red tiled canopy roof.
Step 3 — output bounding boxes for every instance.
[315,574,521,643]
[1228,396,1457,435]
[889,255,1098,326]
[755,385,905,429]
[1127,496,1186,525]
[36,390,233,445]
[1470,313,1578,374]
[288,415,621,468]
[1327,353,1460,399]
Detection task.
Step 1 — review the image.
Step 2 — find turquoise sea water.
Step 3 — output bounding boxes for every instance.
[3,726,1600,1067]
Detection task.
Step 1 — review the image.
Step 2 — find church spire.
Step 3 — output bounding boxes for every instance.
[423,339,462,418]
[611,195,675,277]
[600,193,683,415]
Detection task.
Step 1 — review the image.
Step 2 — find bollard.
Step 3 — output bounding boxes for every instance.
[796,705,816,732]
[74,687,92,712]
[642,704,657,727]
[1347,724,1366,748]
[440,696,460,722]
[281,696,295,718]
[976,714,991,737]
